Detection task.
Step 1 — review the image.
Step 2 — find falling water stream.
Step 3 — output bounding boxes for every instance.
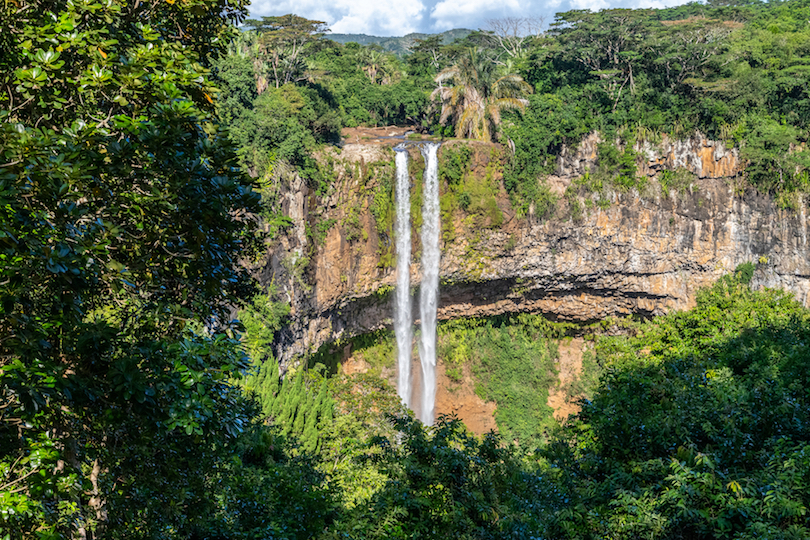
[418,143,441,425]
[393,142,441,425]
[394,148,412,408]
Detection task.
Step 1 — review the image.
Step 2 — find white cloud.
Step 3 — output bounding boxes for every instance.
[568,0,684,11]
[568,0,610,11]
[629,0,687,9]
[430,0,522,31]
[247,0,692,36]
[248,0,426,36]
[333,0,427,35]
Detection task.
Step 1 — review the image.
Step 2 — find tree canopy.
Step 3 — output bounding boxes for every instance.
[5,0,810,538]
[0,0,264,536]
[244,14,329,90]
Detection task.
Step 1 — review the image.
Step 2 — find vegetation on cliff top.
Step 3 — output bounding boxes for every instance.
[219,1,810,214]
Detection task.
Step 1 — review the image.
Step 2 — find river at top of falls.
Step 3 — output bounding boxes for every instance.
[394,148,412,408]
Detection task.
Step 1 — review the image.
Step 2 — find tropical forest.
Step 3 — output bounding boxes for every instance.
[3,0,810,538]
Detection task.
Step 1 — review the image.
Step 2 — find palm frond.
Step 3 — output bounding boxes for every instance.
[458,105,486,140]
[491,97,529,112]
[492,75,533,99]
[435,66,460,85]
[432,49,531,141]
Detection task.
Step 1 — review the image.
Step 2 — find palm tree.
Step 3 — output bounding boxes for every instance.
[359,48,400,85]
[360,48,385,84]
[432,48,532,141]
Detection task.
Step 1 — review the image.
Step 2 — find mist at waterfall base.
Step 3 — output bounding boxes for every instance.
[393,143,441,425]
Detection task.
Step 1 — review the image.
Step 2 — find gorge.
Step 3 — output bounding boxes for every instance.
[10,2,810,536]
[259,128,810,425]
[267,133,809,350]
[252,129,810,433]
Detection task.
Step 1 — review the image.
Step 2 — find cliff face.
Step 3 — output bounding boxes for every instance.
[261,132,810,364]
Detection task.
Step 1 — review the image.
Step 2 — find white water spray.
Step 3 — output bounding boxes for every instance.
[394,148,412,407]
[418,143,441,425]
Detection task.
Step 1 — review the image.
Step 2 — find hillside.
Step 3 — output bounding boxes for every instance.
[328,28,472,55]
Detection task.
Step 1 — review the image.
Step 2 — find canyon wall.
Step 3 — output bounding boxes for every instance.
[258,132,810,364]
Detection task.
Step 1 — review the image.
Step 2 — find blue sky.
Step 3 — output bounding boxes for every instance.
[247,0,689,36]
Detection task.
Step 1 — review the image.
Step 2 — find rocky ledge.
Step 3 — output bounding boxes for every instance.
[260,131,810,364]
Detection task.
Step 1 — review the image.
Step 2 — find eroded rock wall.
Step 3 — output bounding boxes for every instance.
[262,134,810,364]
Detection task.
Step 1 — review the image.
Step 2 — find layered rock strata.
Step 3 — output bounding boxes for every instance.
[260,133,810,364]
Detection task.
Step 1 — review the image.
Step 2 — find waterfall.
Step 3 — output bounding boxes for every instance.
[418,143,441,425]
[394,148,412,408]
[392,142,441,426]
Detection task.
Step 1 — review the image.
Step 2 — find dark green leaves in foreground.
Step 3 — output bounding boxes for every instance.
[1,0,263,536]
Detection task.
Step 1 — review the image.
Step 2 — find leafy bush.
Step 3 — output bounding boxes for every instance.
[594,142,645,192]
[544,267,810,539]
[438,144,473,187]
[186,423,335,540]
[438,314,560,446]
[501,92,590,217]
[324,415,552,539]
[240,291,291,362]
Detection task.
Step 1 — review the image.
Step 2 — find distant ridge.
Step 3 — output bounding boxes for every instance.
[328,29,472,55]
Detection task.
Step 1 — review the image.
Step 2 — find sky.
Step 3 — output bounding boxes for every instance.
[246,0,689,36]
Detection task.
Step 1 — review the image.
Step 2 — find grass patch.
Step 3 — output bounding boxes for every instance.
[438,313,565,446]
[307,329,396,377]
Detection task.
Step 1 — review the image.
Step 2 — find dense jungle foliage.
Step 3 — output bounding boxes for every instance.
[217,0,810,209]
[234,265,810,540]
[4,0,810,538]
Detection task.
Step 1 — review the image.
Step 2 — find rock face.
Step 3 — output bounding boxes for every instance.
[556,131,741,180]
[262,133,810,365]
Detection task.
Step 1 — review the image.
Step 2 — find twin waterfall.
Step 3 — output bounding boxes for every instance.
[394,143,441,425]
